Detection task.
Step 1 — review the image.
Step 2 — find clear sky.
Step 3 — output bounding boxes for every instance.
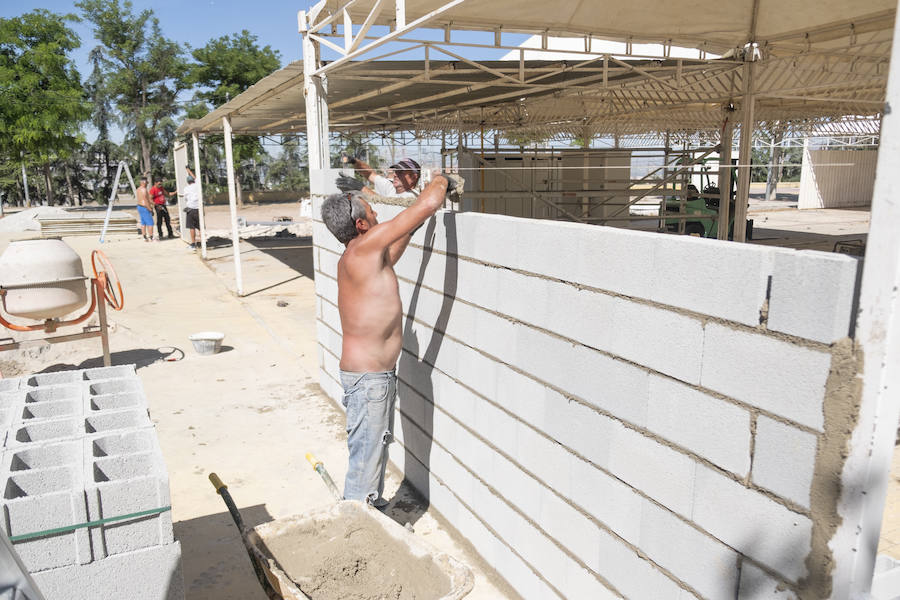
[2,0,321,78]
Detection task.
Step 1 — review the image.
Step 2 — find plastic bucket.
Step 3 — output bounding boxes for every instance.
[188,331,225,356]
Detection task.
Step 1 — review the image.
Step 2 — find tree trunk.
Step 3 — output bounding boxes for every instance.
[43,163,55,206]
[766,132,784,202]
[65,166,75,206]
[139,131,152,179]
[235,172,244,208]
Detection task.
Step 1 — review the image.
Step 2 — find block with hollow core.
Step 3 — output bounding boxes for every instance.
[87,378,143,397]
[0,378,20,392]
[88,392,145,412]
[82,365,136,381]
[25,384,82,404]
[84,409,151,435]
[3,465,92,571]
[26,372,82,387]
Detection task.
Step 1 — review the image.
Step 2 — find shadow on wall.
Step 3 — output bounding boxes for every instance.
[396,214,458,526]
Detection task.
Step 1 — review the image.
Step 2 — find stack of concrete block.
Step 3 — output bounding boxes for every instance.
[0,365,183,600]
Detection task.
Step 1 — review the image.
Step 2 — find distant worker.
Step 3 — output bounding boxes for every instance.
[183,172,202,250]
[136,176,155,242]
[149,177,176,240]
[336,154,421,200]
[320,173,457,507]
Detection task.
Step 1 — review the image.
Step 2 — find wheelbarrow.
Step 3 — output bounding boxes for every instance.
[209,456,473,600]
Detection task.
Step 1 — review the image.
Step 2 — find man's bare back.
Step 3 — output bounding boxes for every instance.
[335,179,450,372]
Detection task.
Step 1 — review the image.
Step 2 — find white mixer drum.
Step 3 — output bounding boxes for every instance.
[0,239,88,320]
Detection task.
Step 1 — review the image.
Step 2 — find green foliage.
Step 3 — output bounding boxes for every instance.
[751,145,803,183]
[331,134,382,169]
[186,30,279,108]
[268,137,308,192]
[0,9,88,201]
[76,0,187,177]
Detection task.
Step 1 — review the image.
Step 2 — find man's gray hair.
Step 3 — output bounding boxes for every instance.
[322,191,367,244]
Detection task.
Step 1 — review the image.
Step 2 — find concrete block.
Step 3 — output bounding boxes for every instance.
[12,418,81,446]
[647,375,751,476]
[317,247,340,277]
[3,466,90,571]
[4,441,81,472]
[566,344,649,428]
[18,399,81,423]
[26,372,81,387]
[490,452,542,521]
[737,561,796,599]
[563,560,619,600]
[548,396,614,468]
[516,422,572,498]
[316,320,343,360]
[315,271,338,306]
[768,249,861,343]
[751,417,818,509]
[639,499,740,599]
[538,487,599,568]
[0,378,20,392]
[512,218,584,283]
[84,409,152,435]
[692,465,812,582]
[700,323,831,431]
[516,520,571,595]
[25,385,82,403]
[472,399,517,458]
[89,429,158,458]
[312,221,345,255]
[592,524,685,599]
[33,541,184,600]
[89,392,145,412]
[494,366,548,432]
[82,365,136,381]
[572,225,658,299]
[86,467,173,558]
[607,421,697,518]
[569,454,643,545]
[651,236,774,327]
[87,379,142,397]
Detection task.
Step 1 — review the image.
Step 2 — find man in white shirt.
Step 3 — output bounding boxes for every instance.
[183,173,201,249]
[336,156,420,200]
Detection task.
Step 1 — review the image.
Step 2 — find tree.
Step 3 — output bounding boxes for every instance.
[186,30,280,205]
[268,137,309,192]
[0,9,88,205]
[77,0,187,178]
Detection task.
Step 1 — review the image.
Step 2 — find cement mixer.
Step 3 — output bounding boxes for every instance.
[0,239,124,367]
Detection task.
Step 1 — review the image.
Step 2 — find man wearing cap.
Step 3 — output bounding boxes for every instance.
[336,155,421,199]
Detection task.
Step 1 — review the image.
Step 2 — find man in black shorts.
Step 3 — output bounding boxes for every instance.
[183,174,201,249]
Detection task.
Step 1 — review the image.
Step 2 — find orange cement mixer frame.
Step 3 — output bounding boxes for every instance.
[0,250,124,368]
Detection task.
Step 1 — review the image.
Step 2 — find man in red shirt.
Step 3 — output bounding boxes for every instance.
[149,177,176,240]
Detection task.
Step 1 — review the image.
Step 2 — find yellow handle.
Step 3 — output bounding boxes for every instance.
[208,472,226,493]
[305,453,322,470]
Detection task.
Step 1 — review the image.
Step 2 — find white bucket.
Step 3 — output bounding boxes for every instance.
[188,331,225,355]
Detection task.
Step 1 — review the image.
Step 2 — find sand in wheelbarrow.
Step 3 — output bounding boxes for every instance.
[261,511,451,600]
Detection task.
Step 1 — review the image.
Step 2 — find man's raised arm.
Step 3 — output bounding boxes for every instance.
[357,175,451,261]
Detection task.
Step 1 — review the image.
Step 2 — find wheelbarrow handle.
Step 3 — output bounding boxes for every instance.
[207,472,282,600]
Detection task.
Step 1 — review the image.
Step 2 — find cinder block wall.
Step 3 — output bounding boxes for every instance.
[313,199,862,599]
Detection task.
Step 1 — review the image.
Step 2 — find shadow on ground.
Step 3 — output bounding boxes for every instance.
[246,236,315,281]
[37,346,186,372]
[175,504,273,600]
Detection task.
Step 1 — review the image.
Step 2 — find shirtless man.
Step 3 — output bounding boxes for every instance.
[320,174,454,506]
[136,177,155,241]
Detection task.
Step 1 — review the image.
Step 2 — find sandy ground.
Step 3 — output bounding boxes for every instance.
[0,225,511,600]
[1,189,895,596]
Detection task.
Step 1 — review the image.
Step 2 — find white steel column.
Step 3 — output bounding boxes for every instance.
[300,10,331,201]
[222,116,244,296]
[833,5,900,597]
[733,58,756,242]
[192,133,208,259]
[716,117,734,240]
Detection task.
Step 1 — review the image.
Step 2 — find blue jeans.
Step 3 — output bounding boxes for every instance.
[340,369,397,506]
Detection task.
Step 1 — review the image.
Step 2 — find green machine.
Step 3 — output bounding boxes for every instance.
[660,158,753,240]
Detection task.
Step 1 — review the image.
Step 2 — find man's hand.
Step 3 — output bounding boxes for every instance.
[335,174,364,192]
[341,152,358,166]
[435,173,463,203]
